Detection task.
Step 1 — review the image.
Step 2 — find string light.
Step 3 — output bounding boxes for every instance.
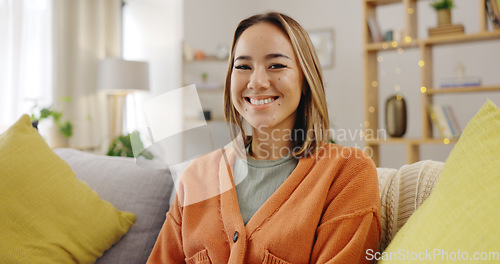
[364,121,370,127]
[420,86,427,93]
[377,56,384,62]
[397,48,404,54]
[418,60,425,67]
[405,36,412,43]
[369,106,375,113]
[371,81,378,88]
[383,43,389,49]
[391,41,398,48]
[443,138,450,144]
[395,85,401,92]
[408,8,414,14]
[396,94,403,100]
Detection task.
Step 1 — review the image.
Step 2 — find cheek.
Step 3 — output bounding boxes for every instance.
[232,73,250,96]
[230,77,245,111]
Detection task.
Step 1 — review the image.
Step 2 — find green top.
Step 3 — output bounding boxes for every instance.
[233,151,299,225]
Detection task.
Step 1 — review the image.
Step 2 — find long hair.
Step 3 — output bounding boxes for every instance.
[224,12,330,157]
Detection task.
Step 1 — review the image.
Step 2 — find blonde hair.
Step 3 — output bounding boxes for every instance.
[224,12,330,157]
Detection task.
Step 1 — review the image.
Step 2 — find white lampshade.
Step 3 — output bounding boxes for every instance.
[97,58,149,93]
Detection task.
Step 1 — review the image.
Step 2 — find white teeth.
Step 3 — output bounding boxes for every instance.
[249,97,276,106]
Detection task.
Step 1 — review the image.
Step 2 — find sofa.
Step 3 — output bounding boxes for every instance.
[1,100,498,263]
[57,149,446,263]
[50,149,444,263]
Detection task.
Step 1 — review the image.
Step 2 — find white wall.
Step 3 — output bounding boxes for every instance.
[123,0,184,163]
[183,0,500,168]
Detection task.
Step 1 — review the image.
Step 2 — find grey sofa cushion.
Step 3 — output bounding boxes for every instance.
[54,148,173,264]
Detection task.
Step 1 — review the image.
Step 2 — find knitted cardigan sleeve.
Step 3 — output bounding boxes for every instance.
[310,151,382,264]
[147,195,185,263]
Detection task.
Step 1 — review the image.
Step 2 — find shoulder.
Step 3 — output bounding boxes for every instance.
[308,143,378,189]
[179,147,229,185]
[184,148,224,171]
[175,147,235,207]
[311,144,380,216]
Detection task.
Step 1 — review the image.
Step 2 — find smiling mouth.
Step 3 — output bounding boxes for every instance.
[245,96,279,106]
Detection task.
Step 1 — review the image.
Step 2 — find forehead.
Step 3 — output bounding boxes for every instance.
[234,22,294,56]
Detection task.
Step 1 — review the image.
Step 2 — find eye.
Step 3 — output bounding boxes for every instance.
[269,64,287,69]
[234,64,251,70]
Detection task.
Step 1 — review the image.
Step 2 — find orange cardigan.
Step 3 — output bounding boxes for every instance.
[147,144,381,264]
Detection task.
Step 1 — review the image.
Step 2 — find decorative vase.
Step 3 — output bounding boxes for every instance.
[437,9,451,26]
[385,95,407,138]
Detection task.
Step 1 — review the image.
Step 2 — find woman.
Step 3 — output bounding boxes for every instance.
[148,12,381,264]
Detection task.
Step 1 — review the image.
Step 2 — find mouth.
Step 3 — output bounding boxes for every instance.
[245,96,279,106]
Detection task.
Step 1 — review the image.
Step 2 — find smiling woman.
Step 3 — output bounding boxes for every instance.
[230,22,304,160]
[225,13,332,162]
[148,12,381,264]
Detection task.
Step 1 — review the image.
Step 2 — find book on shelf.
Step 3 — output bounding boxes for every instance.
[367,17,384,43]
[428,104,460,140]
[439,76,481,88]
[443,105,461,138]
[428,24,464,37]
[485,0,500,30]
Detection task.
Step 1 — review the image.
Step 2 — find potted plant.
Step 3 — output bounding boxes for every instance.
[107,131,153,159]
[30,97,73,139]
[430,0,454,26]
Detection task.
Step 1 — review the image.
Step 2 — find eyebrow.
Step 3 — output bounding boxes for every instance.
[234,53,292,62]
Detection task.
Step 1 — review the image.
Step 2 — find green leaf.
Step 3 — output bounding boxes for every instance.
[60,96,72,102]
[430,0,454,10]
[40,108,52,120]
[106,132,154,159]
[58,122,73,138]
[51,111,63,122]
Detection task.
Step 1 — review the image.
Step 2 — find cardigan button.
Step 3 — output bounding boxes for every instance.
[233,231,239,243]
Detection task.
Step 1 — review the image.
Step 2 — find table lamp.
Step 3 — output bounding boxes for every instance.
[97,58,149,139]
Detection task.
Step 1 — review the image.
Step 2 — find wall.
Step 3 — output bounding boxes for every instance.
[183,0,500,168]
[123,0,184,163]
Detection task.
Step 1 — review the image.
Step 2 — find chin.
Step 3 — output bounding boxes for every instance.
[247,120,275,130]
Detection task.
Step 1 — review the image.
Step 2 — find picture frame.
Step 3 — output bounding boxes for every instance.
[308,28,334,68]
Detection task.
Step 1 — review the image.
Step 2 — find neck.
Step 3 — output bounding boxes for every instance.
[250,127,293,160]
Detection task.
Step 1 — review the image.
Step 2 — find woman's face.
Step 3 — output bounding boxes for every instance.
[230,22,303,133]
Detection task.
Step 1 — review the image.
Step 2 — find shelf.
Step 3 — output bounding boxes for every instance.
[365,0,404,6]
[365,31,500,51]
[365,39,420,51]
[363,0,498,166]
[366,138,458,145]
[427,86,500,94]
[422,31,500,46]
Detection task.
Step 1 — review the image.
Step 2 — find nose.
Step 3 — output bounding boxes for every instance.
[247,66,270,90]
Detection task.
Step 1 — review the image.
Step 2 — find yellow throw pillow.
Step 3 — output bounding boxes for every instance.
[377,100,500,263]
[0,115,136,263]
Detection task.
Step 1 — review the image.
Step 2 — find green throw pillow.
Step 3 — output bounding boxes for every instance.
[0,115,136,263]
[376,100,500,263]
